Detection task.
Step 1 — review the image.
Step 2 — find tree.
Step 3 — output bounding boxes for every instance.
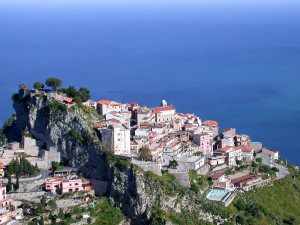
[256,157,262,164]
[140,146,152,161]
[74,95,82,105]
[48,200,57,210]
[40,216,45,225]
[15,173,19,190]
[41,196,47,206]
[77,87,91,102]
[7,175,12,192]
[51,161,61,171]
[45,78,62,91]
[33,82,44,89]
[169,160,178,169]
[66,86,77,98]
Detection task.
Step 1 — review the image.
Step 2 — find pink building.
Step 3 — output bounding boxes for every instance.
[0,184,12,210]
[149,131,158,144]
[45,177,83,194]
[0,183,13,225]
[193,133,211,155]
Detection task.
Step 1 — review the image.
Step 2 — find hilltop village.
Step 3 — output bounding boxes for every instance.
[0,83,294,224]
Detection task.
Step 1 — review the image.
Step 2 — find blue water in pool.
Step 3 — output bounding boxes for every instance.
[0,0,300,164]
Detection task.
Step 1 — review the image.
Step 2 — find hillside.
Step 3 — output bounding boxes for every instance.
[1,89,299,224]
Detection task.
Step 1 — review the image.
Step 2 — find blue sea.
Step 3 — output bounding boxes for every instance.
[0,0,300,165]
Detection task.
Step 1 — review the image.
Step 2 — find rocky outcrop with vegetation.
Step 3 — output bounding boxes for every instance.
[3,92,231,224]
[4,91,300,225]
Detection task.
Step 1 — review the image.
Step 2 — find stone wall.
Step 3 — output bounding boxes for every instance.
[130,158,162,176]
[196,163,210,175]
[228,170,250,180]
[22,136,40,156]
[42,146,61,167]
[7,142,19,150]
[168,170,190,188]
[7,191,45,201]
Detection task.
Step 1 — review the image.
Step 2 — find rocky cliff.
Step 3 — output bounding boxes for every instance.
[5,92,228,224]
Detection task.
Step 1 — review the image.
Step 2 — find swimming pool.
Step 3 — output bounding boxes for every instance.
[206,189,230,202]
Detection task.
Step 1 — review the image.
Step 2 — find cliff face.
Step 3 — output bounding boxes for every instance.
[12,93,109,179]
[8,93,224,224]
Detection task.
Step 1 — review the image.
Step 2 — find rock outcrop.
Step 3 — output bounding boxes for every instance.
[5,91,228,224]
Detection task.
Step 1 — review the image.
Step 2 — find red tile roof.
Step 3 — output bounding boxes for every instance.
[108,119,120,124]
[131,141,138,145]
[140,123,151,127]
[111,103,121,106]
[262,148,279,155]
[97,100,113,105]
[242,146,254,152]
[231,176,260,184]
[0,162,5,169]
[211,173,224,178]
[152,106,174,114]
[82,183,93,188]
[218,146,232,152]
[110,111,118,114]
[222,128,232,133]
[93,122,105,128]
[203,120,218,126]
[65,97,73,103]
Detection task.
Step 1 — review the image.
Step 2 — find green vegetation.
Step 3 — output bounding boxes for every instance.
[91,198,126,224]
[169,160,178,169]
[33,81,44,89]
[140,146,152,161]
[0,114,15,145]
[21,130,34,138]
[68,129,85,146]
[46,101,67,113]
[51,161,62,171]
[45,77,62,91]
[58,86,91,102]
[230,173,300,225]
[193,151,203,156]
[7,156,39,178]
[188,171,210,193]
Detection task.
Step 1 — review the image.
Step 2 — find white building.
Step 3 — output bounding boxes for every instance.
[97,100,128,115]
[136,108,154,125]
[106,111,126,124]
[152,106,177,123]
[184,156,205,171]
[241,146,254,161]
[217,146,243,167]
[260,148,279,167]
[218,137,235,148]
[101,124,130,156]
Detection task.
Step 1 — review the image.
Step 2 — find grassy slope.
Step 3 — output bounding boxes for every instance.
[233,173,300,225]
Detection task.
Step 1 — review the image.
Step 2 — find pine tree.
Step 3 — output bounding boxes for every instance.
[19,156,24,175]
[7,162,14,175]
[40,216,45,225]
[15,173,19,190]
[14,157,19,175]
[35,163,39,174]
[7,174,12,192]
